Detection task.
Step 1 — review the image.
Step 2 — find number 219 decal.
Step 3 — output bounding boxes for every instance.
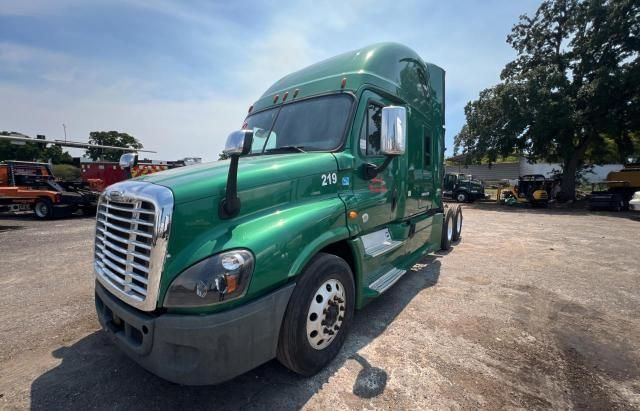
[321,172,337,186]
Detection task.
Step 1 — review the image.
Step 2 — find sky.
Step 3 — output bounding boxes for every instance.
[0,0,540,161]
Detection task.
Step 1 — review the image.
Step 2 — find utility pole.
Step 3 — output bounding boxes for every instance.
[62,123,67,142]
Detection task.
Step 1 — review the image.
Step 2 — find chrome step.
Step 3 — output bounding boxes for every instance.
[369,267,407,294]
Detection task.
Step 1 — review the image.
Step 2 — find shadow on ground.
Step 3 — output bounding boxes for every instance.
[30,256,444,410]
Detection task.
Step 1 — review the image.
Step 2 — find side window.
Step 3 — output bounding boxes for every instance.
[250,129,276,153]
[424,129,432,168]
[359,103,383,156]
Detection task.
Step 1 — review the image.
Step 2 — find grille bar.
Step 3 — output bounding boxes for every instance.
[96,258,149,285]
[102,203,155,215]
[97,219,153,239]
[96,248,150,274]
[97,210,155,227]
[97,227,152,251]
[97,239,152,262]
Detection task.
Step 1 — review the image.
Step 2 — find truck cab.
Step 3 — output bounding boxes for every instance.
[443,172,485,202]
[93,43,461,385]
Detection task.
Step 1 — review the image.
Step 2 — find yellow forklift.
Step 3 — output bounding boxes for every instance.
[500,174,549,207]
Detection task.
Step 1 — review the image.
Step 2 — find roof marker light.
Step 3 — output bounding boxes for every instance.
[273,95,279,103]
[283,91,289,101]
[341,78,347,89]
[293,89,299,98]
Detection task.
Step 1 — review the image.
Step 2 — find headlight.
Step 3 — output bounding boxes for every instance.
[164,249,254,308]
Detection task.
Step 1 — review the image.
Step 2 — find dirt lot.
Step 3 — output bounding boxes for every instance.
[1,204,639,410]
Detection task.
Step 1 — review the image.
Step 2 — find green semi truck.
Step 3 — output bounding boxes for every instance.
[94,42,462,385]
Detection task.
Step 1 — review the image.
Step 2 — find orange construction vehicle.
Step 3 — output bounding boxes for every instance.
[0,161,99,219]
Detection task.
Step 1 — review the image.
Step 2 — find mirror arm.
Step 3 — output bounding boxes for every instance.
[219,156,241,219]
[363,156,394,180]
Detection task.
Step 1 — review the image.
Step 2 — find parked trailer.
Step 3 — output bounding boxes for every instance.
[93,43,462,385]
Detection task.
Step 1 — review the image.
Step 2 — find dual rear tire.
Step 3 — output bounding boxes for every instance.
[441,206,463,250]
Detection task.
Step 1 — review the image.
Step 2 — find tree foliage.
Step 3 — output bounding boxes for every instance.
[86,131,143,162]
[455,0,640,199]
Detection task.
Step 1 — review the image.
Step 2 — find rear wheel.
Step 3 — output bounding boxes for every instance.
[441,210,453,250]
[33,198,54,220]
[452,206,463,242]
[277,253,355,376]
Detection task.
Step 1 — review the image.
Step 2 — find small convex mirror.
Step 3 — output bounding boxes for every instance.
[119,152,138,168]
[380,106,407,155]
[223,130,254,156]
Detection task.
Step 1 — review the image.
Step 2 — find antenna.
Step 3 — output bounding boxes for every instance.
[62,124,67,142]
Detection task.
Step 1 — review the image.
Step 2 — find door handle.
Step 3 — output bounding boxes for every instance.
[391,188,398,212]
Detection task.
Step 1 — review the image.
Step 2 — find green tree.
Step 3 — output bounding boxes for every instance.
[455,0,640,199]
[86,131,143,161]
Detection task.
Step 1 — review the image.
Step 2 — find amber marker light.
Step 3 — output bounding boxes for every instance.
[341,78,347,89]
[348,210,358,219]
[282,91,289,101]
[273,94,279,103]
[293,89,299,98]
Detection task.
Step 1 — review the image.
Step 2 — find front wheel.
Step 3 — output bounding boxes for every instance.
[277,253,355,376]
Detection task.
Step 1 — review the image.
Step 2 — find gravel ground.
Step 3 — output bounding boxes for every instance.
[0,204,639,410]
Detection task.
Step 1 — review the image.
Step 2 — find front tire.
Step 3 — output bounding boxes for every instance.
[277,253,355,376]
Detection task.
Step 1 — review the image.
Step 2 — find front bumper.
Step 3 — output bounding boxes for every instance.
[95,281,295,385]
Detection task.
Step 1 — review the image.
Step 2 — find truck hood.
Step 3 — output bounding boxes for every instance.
[136,152,338,204]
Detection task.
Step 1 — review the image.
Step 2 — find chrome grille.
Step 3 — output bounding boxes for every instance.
[94,181,173,311]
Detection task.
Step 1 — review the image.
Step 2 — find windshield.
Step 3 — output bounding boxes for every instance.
[244,94,353,154]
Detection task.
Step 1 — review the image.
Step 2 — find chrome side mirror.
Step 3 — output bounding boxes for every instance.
[223,130,254,157]
[380,106,406,155]
[119,152,138,168]
[219,130,253,219]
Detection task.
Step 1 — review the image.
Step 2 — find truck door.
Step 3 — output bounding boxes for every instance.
[351,91,400,232]
[405,120,435,216]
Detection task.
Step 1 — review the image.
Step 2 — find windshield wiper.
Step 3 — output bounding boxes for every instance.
[265,145,306,153]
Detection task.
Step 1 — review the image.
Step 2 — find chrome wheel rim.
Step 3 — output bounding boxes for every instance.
[447,220,453,241]
[306,278,346,350]
[457,213,462,233]
[457,193,465,202]
[35,202,48,217]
